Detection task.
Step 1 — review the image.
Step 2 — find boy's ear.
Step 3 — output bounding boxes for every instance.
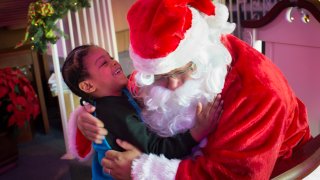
[79,80,96,93]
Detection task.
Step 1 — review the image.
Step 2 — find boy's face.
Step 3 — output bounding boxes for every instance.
[82,47,128,97]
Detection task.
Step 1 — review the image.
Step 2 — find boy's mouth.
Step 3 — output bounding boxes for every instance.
[113,67,123,76]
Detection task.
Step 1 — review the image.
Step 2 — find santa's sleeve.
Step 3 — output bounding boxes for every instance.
[68,106,94,161]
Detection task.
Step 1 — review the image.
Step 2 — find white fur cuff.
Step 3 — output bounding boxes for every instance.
[132,154,181,180]
[68,105,94,161]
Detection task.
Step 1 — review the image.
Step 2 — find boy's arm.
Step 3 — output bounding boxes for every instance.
[109,112,198,159]
[101,96,222,159]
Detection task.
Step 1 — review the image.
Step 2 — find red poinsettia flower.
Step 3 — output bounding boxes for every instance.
[0,86,9,99]
[0,67,40,130]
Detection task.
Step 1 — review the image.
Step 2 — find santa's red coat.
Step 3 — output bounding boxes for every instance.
[175,35,311,179]
[69,34,311,179]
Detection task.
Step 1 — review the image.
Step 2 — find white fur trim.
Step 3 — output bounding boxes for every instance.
[130,7,209,75]
[131,154,180,180]
[206,3,236,38]
[68,106,94,161]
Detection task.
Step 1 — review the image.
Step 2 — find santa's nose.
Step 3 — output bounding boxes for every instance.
[167,77,182,90]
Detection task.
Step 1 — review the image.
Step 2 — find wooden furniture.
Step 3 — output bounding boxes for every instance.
[242,0,320,178]
[271,134,320,179]
[0,46,50,133]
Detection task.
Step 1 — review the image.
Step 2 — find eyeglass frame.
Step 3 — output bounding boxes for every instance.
[154,62,196,81]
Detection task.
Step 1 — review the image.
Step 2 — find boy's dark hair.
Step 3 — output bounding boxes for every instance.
[62,45,94,101]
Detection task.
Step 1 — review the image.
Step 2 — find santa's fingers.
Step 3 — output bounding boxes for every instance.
[104,141,141,163]
[105,149,122,161]
[80,122,107,136]
[101,153,133,180]
[82,103,96,113]
[104,168,111,175]
[78,125,107,144]
[79,112,105,128]
[102,157,115,170]
[83,130,105,144]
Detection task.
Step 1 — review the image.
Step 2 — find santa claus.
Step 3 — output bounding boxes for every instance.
[68,0,311,179]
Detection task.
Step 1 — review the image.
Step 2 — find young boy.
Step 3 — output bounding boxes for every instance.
[62,45,222,179]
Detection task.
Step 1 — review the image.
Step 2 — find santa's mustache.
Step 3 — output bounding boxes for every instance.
[140,79,210,137]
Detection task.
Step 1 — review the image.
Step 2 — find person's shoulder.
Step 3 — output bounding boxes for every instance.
[95,96,136,124]
[95,96,128,113]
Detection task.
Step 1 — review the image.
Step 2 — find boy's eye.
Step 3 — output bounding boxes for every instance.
[99,60,108,68]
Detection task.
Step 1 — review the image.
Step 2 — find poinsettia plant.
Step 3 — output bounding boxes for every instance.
[0,67,40,132]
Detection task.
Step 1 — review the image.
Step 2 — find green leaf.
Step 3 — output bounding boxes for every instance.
[16,0,91,53]
[14,84,20,94]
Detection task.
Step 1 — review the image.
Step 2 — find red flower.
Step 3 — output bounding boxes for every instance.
[0,67,40,130]
[0,86,9,99]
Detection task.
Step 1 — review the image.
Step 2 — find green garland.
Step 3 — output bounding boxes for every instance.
[16,0,91,53]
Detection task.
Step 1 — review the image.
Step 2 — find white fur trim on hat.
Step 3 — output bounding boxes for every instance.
[130,7,209,75]
[68,106,94,161]
[132,154,180,180]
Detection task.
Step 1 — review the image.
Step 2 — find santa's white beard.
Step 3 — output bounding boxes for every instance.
[140,77,215,137]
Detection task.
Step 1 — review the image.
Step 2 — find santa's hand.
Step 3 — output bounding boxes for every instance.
[190,94,223,141]
[77,103,108,144]
[102,139,142,180]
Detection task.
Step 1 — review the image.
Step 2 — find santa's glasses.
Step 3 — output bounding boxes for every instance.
[154,62,196,81]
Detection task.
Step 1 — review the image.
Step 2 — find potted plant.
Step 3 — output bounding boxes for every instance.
[0,67,40,174]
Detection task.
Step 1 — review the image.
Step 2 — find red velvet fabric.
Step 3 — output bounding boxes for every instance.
[127,0,192,59]
[176,35,311,180]
[127,0,215,59]
[75,128,92,158]
[188,0,215,16]
[127,0,216,60]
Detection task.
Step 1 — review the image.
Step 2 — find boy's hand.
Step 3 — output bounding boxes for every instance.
[190,94,223,142]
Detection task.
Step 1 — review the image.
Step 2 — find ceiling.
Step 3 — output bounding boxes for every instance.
[0,0,35,29]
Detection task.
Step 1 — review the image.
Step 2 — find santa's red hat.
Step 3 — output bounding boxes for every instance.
[127,0,217,75]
